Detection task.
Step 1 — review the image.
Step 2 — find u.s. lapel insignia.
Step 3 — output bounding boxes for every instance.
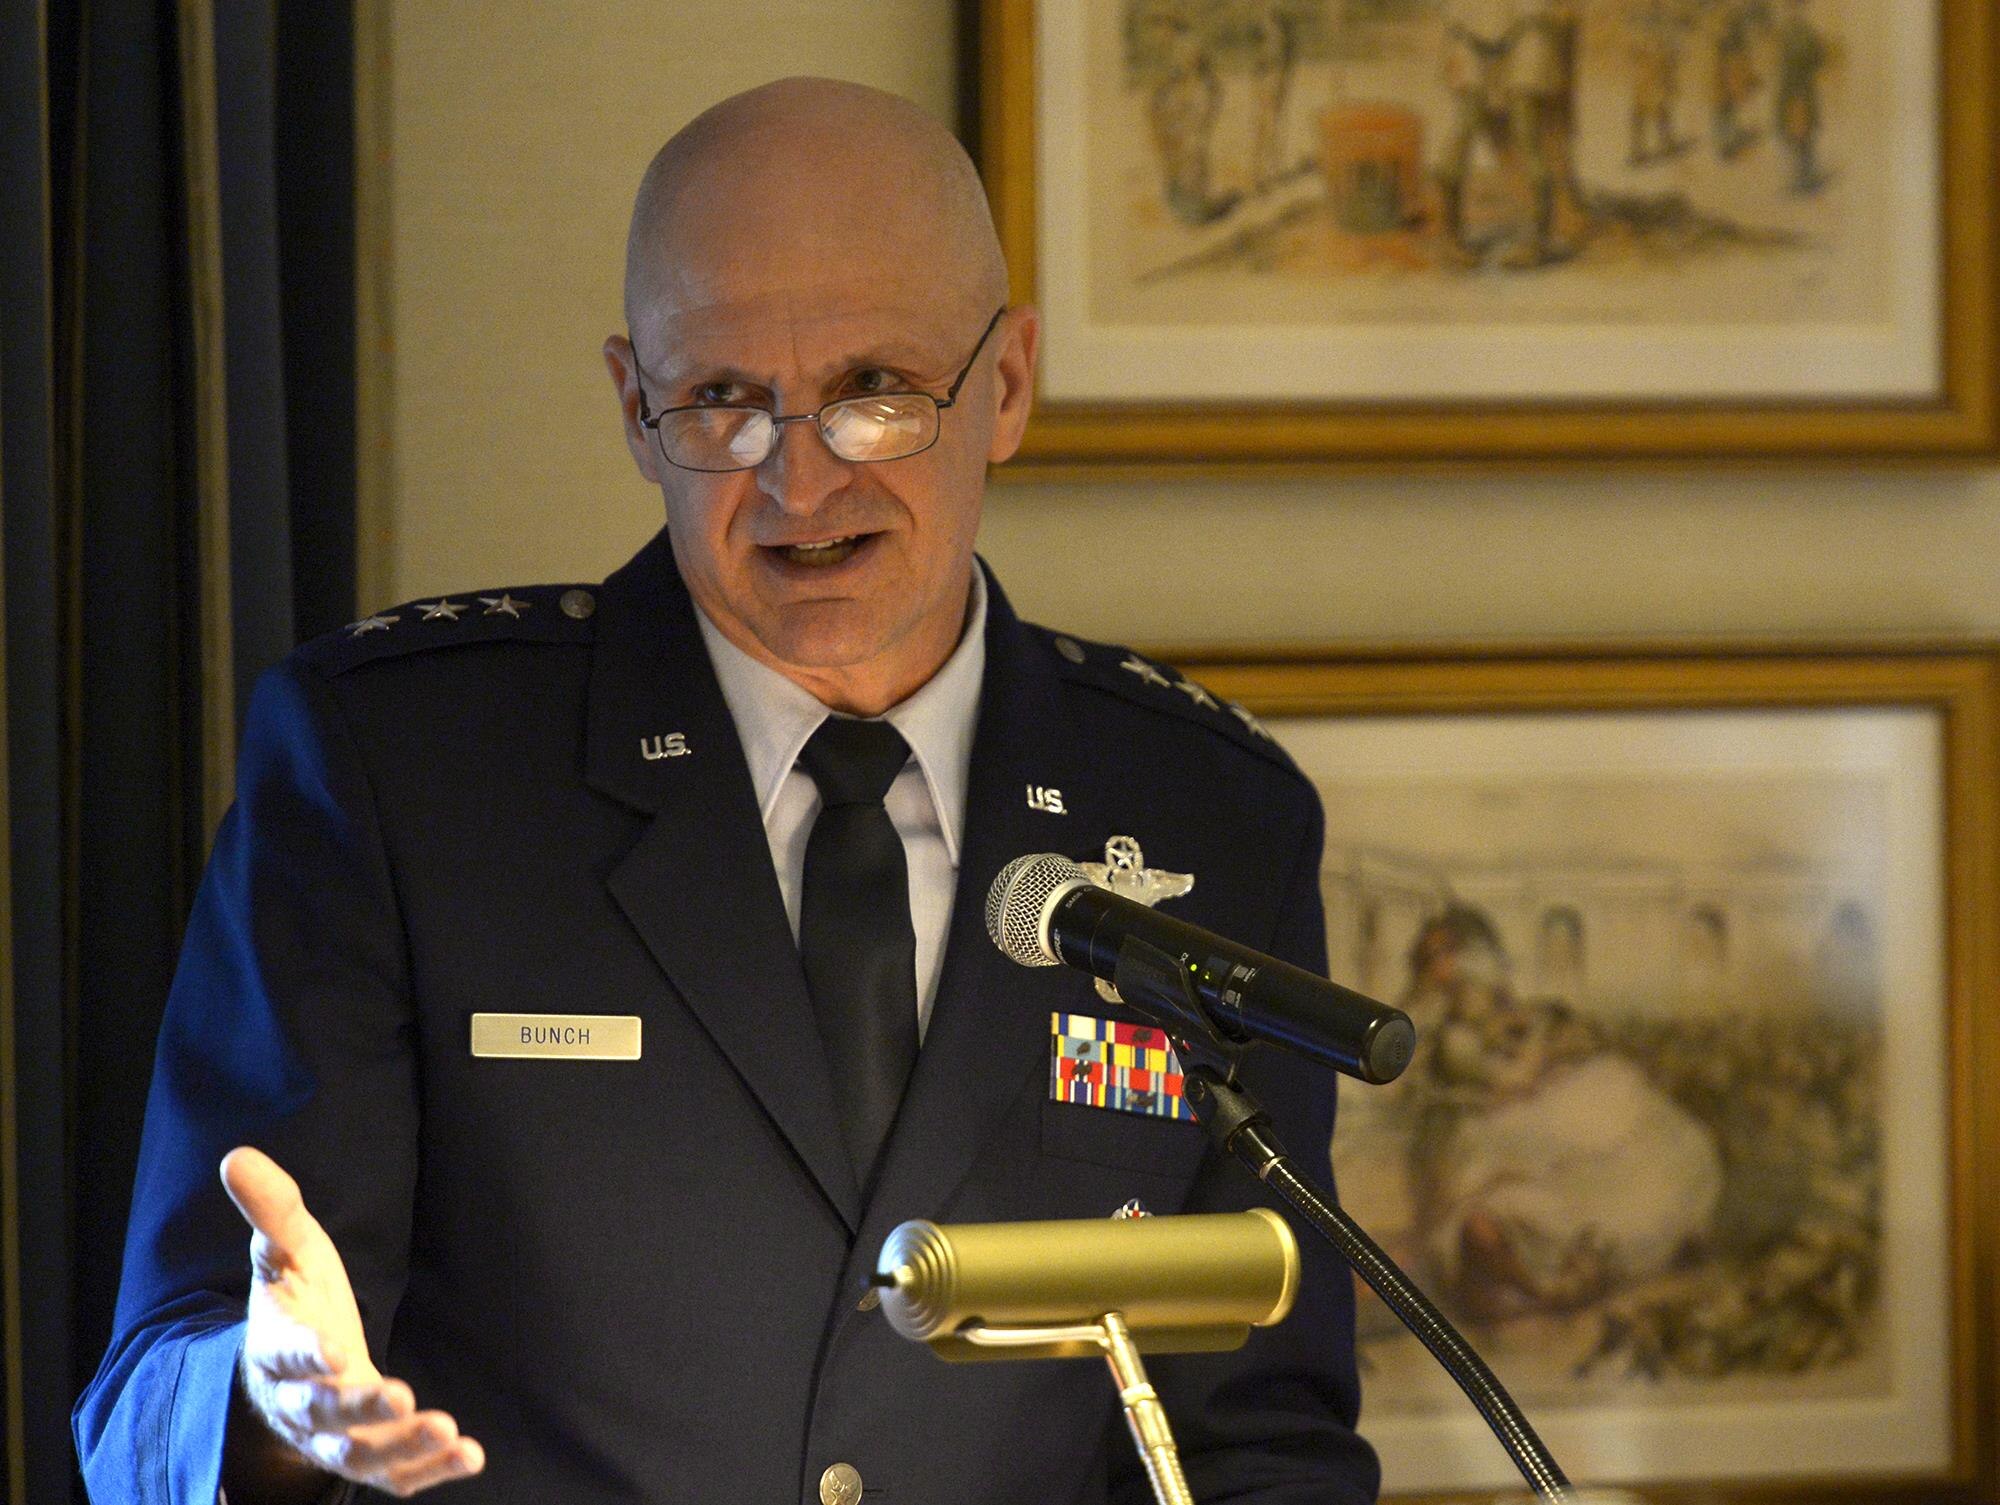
[1050,1012,1192,1121]
[1079,836,1193,1004]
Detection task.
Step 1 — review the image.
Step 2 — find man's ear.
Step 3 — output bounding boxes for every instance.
[985,305,1041,466]
[603,334,662,484]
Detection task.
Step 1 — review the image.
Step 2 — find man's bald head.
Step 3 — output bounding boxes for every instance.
[622,78,1007,350]
[603,78,1039,716]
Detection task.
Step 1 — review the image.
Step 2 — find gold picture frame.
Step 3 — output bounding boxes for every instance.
[980,1,1999,469]
[1164,643,1998,1502]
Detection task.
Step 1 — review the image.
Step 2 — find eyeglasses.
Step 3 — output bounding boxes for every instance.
[629,306,1007,473]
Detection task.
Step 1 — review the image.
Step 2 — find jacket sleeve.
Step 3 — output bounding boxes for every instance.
[1110,781,1382,1505]
[74,659,419,1504]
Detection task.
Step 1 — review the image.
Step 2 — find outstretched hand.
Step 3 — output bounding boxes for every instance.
[221,1147,484,1497]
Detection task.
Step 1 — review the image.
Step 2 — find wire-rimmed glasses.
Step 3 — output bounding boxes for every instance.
[630,306,1007,473]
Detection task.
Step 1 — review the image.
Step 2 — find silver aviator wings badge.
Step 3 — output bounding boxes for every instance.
[1078,836,1194,1005]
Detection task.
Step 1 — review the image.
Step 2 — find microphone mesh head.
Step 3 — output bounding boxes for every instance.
[986,853,1087,967]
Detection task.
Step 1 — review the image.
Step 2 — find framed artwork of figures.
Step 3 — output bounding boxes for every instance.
[1167,645,1999,1502]
[978,1,1999,465]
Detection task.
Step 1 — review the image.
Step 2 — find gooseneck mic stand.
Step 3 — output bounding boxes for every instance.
[1111,940,1575,1505]
[1186,1070,1572,1503]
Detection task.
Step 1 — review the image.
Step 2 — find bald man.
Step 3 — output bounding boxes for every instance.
[76,80,1376,1504]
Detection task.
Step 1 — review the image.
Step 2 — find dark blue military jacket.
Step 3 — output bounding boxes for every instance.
[75,530,1378,1504]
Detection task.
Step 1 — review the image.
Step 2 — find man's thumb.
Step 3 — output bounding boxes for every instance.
[220,1146,315,1255]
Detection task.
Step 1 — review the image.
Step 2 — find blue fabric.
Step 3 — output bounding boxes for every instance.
[75,1310,241,1503]
[75,533,1378,1503]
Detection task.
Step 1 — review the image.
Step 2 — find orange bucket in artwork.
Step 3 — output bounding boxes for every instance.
[1321,103,1424,234]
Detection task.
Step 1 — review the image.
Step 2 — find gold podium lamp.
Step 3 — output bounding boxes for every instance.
[874,1209,1300,1505]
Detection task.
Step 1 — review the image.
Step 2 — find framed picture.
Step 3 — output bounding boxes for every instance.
[1167,646,1998,1501]
[978,1,1999,466]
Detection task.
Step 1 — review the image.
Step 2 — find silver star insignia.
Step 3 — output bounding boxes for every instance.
[347,614,399,637]
[479,593,530,618]
[1118,654,1170,689]
[1080,836,1194,1002]
[1227,701,1274,740]
[415,599,466,621]
[1173,677,1219,711]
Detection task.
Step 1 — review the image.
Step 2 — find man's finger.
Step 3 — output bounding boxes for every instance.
[321,1409,463,1478]
[220,1147,318,1259]
[379,1436,484,1496]
[270,1378,413,1433]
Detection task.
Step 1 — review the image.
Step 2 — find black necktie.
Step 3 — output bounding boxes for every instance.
[797,717,919,1188]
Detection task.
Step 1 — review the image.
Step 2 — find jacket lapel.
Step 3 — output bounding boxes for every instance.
[586,533,861,1231]
[857,572,1095,1249]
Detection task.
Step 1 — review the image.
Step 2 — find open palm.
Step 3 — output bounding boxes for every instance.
[221,1147,483,1494]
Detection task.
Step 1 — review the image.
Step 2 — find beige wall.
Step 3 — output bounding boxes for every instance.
[373,0,2000,651]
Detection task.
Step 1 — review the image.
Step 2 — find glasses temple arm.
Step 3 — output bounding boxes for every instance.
[626,337,660,427]
[937,306,1008,411]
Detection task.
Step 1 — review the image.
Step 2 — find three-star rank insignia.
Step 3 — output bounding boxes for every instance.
[343,591,533,637]
[1113,652,1272,742]
[308,587,600,683]
[1079,836,1193,1005]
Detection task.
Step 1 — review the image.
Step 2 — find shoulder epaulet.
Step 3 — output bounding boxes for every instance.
[296,584,600,677]
[1027,623,1303,779]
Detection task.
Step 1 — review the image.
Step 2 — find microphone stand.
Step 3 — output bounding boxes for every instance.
[1111,940,1574,1505]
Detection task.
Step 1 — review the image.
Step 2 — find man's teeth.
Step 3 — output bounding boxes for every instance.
[778,535,863,565]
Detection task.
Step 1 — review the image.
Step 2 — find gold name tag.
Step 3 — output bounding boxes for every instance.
[469,1013,642,1061]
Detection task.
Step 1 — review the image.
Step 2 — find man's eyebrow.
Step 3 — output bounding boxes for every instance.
[655,339,950,386]
[650,355,761,386]
[839,338,943,370]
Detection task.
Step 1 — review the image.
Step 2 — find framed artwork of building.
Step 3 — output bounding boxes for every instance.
[1167,645,1998,1502]
[978,0,1999,466]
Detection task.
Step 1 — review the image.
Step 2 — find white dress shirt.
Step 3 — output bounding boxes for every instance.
[694,571,987,1039]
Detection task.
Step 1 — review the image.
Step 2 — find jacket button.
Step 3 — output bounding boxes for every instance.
[856,1287,880,1312]
[559,588,596,620]
[819,1461,863,1504]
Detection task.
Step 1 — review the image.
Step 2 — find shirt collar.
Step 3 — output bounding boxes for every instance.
[694,568,988,865]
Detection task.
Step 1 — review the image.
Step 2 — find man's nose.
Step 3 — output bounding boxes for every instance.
[757,413,854,513]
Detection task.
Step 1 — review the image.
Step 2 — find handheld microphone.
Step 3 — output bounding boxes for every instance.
[986,853,1415,1084]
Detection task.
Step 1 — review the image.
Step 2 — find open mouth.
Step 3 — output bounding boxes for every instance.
[765,533,874,568]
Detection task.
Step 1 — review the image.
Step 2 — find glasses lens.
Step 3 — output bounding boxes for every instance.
[820,395,939,463]
[660,408,775,471]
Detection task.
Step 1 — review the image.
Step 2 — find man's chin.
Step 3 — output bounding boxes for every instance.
[748,601,895,675]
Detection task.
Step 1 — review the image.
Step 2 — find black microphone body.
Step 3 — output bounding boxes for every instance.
[997,856,1415,1084]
